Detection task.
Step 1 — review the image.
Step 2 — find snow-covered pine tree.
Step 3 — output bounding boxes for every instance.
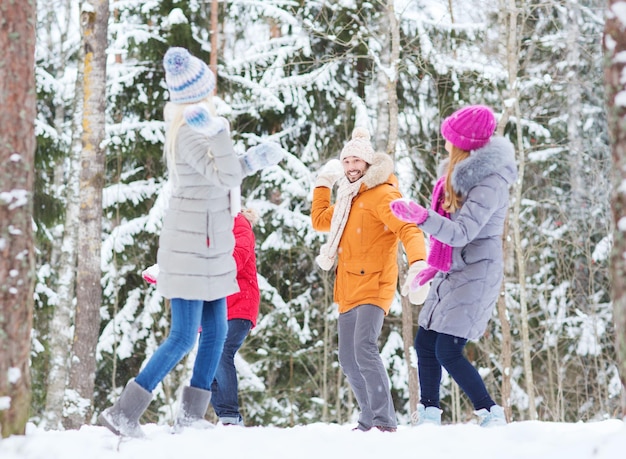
[29,0,616,428]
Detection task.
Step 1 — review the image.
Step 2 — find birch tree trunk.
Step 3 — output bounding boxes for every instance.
[64,0,109,429]
[566,3,584,223]
[390,1,419,418]
[44,84,84,429]
[491,0,517,421]
[604,0,626,419]
[503,0,537,420]
[384,2,400,158]
[0,0,37,438]
[45,154,81,429]
[43,1,85,429]
[375,0,420,417]
[210,0,219,94]
[566,4,593,357]
[373,12,390,151]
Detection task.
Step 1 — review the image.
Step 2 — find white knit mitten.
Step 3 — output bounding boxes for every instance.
[240,142,285,175]
[315,243,336,271]
[315,159,344,188]
[401,261,430,305]
[142,264,159,285]
[183,104,226,136]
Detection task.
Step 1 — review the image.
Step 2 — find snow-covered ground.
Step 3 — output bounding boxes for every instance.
[1,419,625,459]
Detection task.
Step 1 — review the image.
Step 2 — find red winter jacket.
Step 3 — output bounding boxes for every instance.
[228,213,260,327]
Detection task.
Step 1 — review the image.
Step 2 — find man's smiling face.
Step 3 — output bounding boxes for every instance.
[342,156,369,183]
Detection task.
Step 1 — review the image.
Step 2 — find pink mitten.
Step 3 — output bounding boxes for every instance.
[412,266,438,289]
[390,199,429,224]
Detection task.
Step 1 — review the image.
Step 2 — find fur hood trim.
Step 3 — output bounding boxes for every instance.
[451,136,517,196]
[361,152,395,190]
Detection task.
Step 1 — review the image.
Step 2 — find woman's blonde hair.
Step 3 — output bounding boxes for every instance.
[443,144,470,213]
[163,96,216,170]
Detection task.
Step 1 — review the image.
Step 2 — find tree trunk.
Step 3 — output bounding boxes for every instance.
[373,10,390,151]
[377,0,420,416]
[384,1,400,158]
[503,0,537,420]
[0,0,37,438]
[44,7,85,428]
[494,98,513,419]
[566,4,592,354]
[322,268,334,422]
[400,291,419,419]
[496,220,513,420]
[210,0,218,94]
[44,83,84,429]
[604,0,626,419]
[64,0,109,429]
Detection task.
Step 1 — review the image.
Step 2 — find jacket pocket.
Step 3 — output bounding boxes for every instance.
[460,238,501,265]
[206,211,215,247]
[206,209,235,254]
[339,260,384,305]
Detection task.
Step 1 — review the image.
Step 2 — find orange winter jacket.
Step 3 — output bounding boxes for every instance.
[311,153,426,315]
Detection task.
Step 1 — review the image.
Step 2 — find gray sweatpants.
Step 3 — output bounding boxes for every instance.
[337,304,397,430]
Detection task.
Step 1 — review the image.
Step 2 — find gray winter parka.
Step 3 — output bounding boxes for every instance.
[157,125,243,302]
[417,136,518,340]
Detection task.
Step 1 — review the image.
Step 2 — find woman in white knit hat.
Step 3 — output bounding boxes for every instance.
[99,47,283,437]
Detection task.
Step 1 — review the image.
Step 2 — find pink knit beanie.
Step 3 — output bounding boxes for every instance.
[440,105,496,151]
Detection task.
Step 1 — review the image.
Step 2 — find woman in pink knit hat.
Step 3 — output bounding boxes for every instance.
[390,105,518,427]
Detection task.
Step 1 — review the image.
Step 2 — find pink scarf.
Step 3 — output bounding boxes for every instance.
[428,176,452,271]
[412,175,452,288]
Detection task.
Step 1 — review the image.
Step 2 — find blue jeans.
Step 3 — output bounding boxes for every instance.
[210,318,252,422]
[135,297,227,392]
[414,326,495,411]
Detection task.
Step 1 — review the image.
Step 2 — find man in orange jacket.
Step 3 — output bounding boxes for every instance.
[311,127,428,432]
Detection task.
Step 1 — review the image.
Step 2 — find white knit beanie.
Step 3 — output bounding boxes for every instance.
[339,127,375,164]
[163,47,215,103]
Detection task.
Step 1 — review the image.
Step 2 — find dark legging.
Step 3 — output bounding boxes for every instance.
[415,326,495,411]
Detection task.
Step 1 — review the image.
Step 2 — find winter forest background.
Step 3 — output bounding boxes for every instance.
[3,0,624,435]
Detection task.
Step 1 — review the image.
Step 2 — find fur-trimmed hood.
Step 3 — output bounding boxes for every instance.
[450,136,517,196]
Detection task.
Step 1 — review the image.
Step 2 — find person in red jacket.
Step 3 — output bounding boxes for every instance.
[141,207,260,427]
[210,208,260,426]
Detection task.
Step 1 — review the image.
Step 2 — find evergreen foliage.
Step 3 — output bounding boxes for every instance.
[30,0,616,427]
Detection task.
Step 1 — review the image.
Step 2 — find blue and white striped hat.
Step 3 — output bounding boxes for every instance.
[163,47,215,104]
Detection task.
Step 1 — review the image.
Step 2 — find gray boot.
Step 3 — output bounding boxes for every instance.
[173,386,213,432]
[98,380,152,438]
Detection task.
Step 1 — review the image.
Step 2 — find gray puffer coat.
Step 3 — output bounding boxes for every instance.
[157,125,243,302]
[418,136,517,340]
